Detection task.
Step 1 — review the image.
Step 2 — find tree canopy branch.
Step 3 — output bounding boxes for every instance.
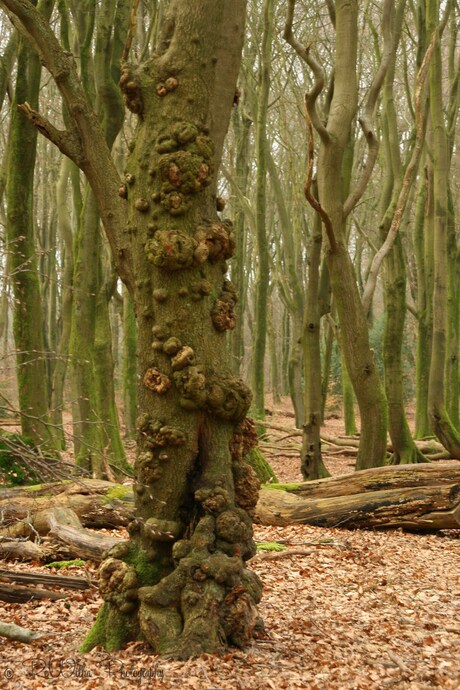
[361,30,436,315]
[283,0,330,144]
[343,0,398,218]
[17,101,83,165]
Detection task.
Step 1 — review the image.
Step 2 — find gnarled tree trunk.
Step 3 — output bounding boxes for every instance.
[78,1,261,658]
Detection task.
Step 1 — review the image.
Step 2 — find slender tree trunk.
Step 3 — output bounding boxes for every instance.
[122,286,137,439]
[230,107,251,376]
[50,158,76,448]
[426,0,460,457]
[414,166,433,438]
[301,207,330,479]
[6,18,55,451]
[70,0,130,475]
[252,0,273,419]
[340,347,357,436]
[321,315,334,422]
[380,0,426,463]
[319,2,388,469]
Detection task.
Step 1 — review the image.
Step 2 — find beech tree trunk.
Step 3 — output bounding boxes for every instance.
[426,1,460,456]
[81,1,260,658]
[6,8,55,452]
[284,0,388,471]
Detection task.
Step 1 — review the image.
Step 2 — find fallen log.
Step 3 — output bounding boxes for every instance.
[256,472,460,531]
[0,504,125,563]
[0,480,134,537]
[0,538,43,561]
[0,582,70,603]
[270,463,460,499]
[0,566,96,603]
[1,465,459,563]
[47,511,123,561]
[0,567,95,589]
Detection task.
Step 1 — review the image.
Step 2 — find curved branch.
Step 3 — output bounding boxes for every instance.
[283,0,329,144]
[361,31,436,315]
[303,98,336,253]
[343,0,397,218]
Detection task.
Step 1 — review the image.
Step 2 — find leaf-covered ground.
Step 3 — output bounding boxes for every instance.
[1,404,459,689]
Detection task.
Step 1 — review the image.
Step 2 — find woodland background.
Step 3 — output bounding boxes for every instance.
[0,0,460,687]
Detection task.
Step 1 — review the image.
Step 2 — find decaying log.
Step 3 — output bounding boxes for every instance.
[0,538,43,561]
[0,480,134,537]
[0,503,125,563]
[0,566,96,603]
[0,582,69,603]
[276,463,460,499]
[47,511,124,561]
[256,464,460,530]
[0,567,95,589]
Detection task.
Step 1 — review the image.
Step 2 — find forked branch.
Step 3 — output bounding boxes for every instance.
[343,0,397,218]
[17,101,83,165]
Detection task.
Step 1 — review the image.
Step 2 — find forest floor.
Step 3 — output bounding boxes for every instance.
[1,400,460,690]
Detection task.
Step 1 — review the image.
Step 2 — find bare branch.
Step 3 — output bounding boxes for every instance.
[17,101,83,164]
[283,0,330,143]
[344,0,399,218]
[122,0,140,63]
[361,31,436,315]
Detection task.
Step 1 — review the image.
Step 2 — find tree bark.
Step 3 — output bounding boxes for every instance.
[284,0,388,470]
[251,0,273,419]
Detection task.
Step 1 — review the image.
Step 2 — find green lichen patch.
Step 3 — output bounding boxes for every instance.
[79,601,141,653]
[245,447,278,484]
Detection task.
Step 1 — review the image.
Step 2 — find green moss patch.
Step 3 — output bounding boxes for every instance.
[262,482,302,491]
[45,559,86,569]
[101,485,134,504]
[256,542,286,552]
